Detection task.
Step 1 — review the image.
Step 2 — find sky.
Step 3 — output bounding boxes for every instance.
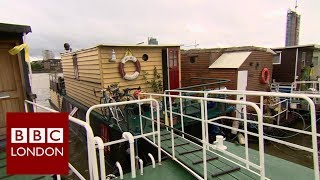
[1,0,319,60]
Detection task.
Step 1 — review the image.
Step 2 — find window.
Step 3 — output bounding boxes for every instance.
[72,54,79,80]
[272,51,281,64]
[312,56,319,66]
[189,56,198,64]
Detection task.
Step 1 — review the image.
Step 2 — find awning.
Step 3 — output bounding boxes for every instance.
[209,51,251,69]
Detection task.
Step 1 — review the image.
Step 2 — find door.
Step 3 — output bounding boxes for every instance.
[0,42,25,138]
[236,71,248,119]
[168,48,179,90]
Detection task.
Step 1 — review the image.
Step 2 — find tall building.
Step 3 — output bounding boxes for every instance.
[285,9,301,46]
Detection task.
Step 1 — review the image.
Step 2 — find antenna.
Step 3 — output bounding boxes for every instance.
[295,0,298,11]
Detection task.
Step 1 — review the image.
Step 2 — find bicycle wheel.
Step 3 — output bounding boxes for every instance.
[100,97,108,117]
[109,99,127,132]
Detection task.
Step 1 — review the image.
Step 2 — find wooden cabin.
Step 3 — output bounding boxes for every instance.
[181,46,274,92]
[0,23,32,139]
[60,45,181,109]
[272,44,320,83]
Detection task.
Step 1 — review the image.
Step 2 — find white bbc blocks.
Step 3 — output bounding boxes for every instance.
[11,128,63,143]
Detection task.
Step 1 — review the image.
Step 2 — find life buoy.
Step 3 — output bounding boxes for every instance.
[119,55,141,80]
[261,68,270,84]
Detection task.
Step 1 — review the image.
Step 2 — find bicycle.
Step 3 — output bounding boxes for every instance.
[94,84,144,132]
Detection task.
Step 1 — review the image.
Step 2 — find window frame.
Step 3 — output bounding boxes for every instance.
[272,51,282,65]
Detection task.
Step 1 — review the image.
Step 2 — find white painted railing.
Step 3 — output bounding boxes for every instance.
[165,89,320,180]
[140,92,266,180]
[85,98,161,180]
[24,100,99,180]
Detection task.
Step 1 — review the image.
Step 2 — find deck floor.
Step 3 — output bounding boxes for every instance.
[0,152,53,180]
[141,129,315,180]
[147,130,260,180]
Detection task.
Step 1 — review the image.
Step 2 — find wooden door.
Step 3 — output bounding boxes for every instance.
[0,42,25,138]
[168,48,179,90]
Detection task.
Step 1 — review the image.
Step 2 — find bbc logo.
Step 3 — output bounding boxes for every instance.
[11,128,63,143]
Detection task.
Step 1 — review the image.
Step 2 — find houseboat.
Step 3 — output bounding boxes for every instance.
[0,23,319,179]
[46,43,319,180]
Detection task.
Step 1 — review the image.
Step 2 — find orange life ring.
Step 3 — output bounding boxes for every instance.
[119,55,141,80]
[261,68,270,84]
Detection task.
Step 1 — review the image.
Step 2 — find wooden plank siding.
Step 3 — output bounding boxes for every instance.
[238,51,273,92]
[99,46,164,91]
[181,52,237,90]
[181,48,273,103]
[61,48,102,107]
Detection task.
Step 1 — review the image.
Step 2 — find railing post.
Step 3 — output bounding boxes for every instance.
[259,96,265,180]
[277,100,281,125]
[179,92,185,138]
[150,95,155,142]
[243,95,249,169]
[204,92,209,150]
[169,96,175,159]
[138,95,143,135]
[201,100,207,180]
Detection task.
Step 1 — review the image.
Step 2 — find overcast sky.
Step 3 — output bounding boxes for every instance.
[1,0,319,59]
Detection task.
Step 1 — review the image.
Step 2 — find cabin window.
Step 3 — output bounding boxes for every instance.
[272,51,281,64]
[142,54,149,61]
[72,54,79,80]
[313,56,319,66]
[189,56,198,64]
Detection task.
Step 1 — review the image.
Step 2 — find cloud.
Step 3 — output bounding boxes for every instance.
[0,0,319,57]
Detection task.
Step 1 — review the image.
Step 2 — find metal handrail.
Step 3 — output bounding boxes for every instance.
[24,100,99,180]
[85,98,161,179]
[140,92,265,180]
[164,89,320,180]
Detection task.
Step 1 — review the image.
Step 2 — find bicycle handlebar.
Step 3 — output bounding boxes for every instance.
[123,86,141,94]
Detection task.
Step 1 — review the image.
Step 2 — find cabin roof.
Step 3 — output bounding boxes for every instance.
[272,44,320,50]
[0,22,32,34]
[61,44,181,56]
[209,51,251,69]
[97,44,181,47]
[182,46,275,54]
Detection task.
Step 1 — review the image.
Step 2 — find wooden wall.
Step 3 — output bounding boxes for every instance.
[99,46,165,92]
[239,51,273,92]
[272,48,315,83]
[181,51,237,90]
[61,48,102,108]
[181,50,273,91]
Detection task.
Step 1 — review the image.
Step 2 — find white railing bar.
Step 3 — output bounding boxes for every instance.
[148,153,156,168]
[179,92,185,137]
[209,115,320,137]
[115,162,124,179]
[86,98,162,166]
[169,96,175,159]
[94,137,106,180]
[141,92,266,179]
[200,100,207,180]
[25,100,99,180]
[242,95,250,169]
[138,96,143,135]
[69,163,86,180]
[101,132,158,147]
[172,111,201,121]
[264,136,313,152]
[149,95,156,143]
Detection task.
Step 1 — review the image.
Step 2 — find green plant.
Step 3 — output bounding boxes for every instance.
[143,66,162,93]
